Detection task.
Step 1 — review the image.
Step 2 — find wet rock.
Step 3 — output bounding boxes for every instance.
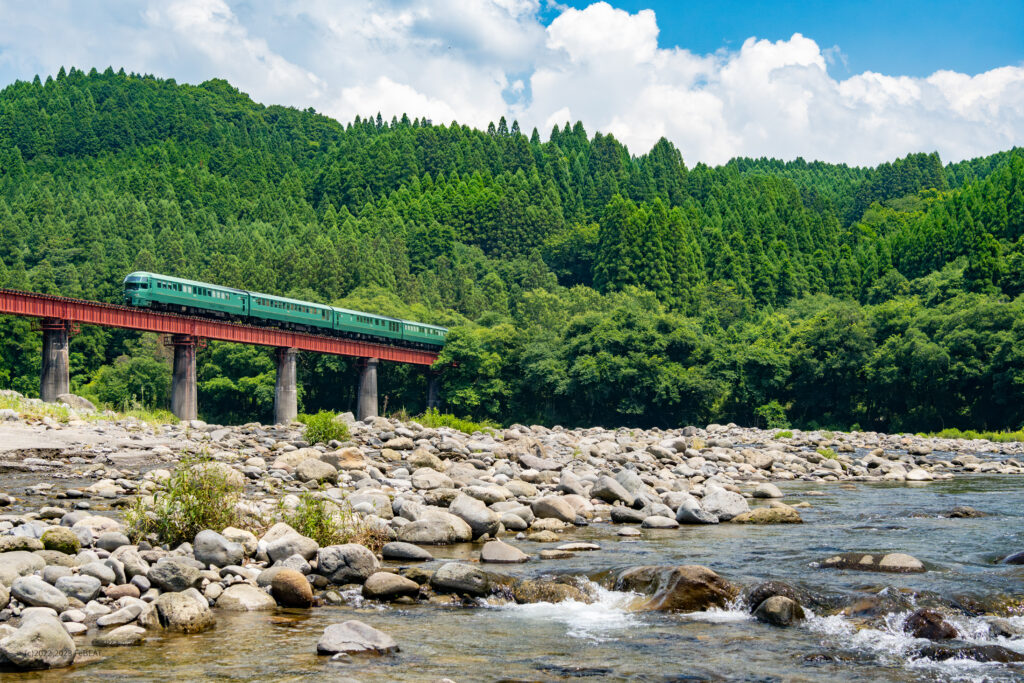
[194,529,244,568]
[531,496,576,524]
[430,562,490,596]
[1000,550,1024,565]
[905,468,933,481]
[149,559,202,592]
[40,527,80,555]
[95,603,143,627]
[675,502,719,525]
[904,609,959,640]
[753,595,805,626]
[317,544,379,584]
[448,494,500,539]
[362,572,420,600]
[0,615,75,669]
[11,575,68,612]
[731,506,802,524]
[270,568,313,608]
[615,565,737,613]
[745,581,804,611]
[818,552,925,573]
[947,506,986,518]
[700,485,749,521]
[381,542,433,562]
[316,620,398,656]
[918,644,1024,663]
[217,583,276,611]
[641,515,680,529]
[93,624,146,646]
[152,591,215,633]
[610,507,647,524]
[512,579,590,604]
[480,540,529,564]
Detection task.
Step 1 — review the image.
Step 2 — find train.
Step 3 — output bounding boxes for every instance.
[122,272,447,349]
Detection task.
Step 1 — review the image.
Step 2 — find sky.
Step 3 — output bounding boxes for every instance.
[0,0,1021,166]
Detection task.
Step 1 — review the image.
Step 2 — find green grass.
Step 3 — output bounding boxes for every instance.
[298,410,350,445]
[0,394,179,428]
[0,395,72,423]
[919,428,1024,443]
[413,408,500,434]
[774,430,794,439]
[277,492,388,552]
[125,452,243,546]
[816,447,839,460]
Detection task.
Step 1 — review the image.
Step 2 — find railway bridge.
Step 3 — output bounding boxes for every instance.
[0,289,441,424]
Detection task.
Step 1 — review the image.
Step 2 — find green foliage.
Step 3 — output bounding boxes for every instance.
[125,453,242,546]
[922,428,1024,443]
[774,430,794,439]
[276,493,388,552]
[754,401,790,429]
[816,447,839,459]
[299,410,350,444]
[415,408,499,434]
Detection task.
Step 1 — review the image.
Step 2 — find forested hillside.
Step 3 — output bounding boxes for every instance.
[1,68,1023,431]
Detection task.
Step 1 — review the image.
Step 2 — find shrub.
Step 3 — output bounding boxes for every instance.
[278,493,388,553]
[125,453,243,546]
[774,430,794,439]
[754,401,790,429]
[924,428,1024,443]
[816,447,838,460]
[299,410,350,445]
[414,408,499,434]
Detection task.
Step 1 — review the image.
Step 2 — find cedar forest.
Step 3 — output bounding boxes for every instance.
[1,68,1023,432]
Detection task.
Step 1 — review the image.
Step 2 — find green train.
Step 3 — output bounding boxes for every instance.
[122,272,447,349]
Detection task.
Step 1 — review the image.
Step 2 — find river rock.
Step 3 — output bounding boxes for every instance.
[753,483,784,499]
[753,595,805,626]
[40,527,80,555]
[0,536,44,553]
[591,476,635,506]
[93,624,146,646]
[731,506,802,524]
[221,527,258,556]
[295,458,338,483]
[95,532,131,552]
[615,565,738,613]
[904,609,958,640]
[54,575,102,602]
[270,568,313,608]
[430,562,490,596]
[362,572,420,600]
[381,542,433,562]
[480,539,529,563]
[316,620,399,656]
[190,461,244,488]
[11,575,68,612]
[700,486,749,521]
[396,514,472,545]
[80,560,117,585]
[95,603,143,627]
[217,583,276,611]
[57,393,95,412]
[152,591,215,633]
[0,551,47,585]
[641,515,680,529]
[194,530,244,568]
[263,525,319,563]
[448,494,501,539]
[0,615,75,669]
[511,579,590,604]
[818,552,925,573]
[531,496,576,524]
[149,559,202,592]
[1000,550,1024,565]
[917,644,1024,663]
[317,544,379,584]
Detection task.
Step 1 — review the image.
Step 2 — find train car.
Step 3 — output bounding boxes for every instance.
[249,292,333,332]
[123,272,249,318]
[332,307,402,343]
[402,320,448,348]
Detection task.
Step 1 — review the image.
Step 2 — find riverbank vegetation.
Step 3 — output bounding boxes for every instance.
[1,69,1022,433]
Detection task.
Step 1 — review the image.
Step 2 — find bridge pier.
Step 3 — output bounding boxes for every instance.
[171,335,198,422]
[427,371,441,411]
[274,347,298,425]
[40,319,70,403]
[357,357,379,421]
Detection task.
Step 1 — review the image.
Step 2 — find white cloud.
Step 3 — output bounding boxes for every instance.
[0,0,1021,166]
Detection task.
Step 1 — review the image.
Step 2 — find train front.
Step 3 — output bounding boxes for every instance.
[122,272,151,307]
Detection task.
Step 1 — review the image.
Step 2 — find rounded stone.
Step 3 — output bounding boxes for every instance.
[40,527,81,555]
[216,583,277,611]
[361,572,420,600]
[270,569,313,608]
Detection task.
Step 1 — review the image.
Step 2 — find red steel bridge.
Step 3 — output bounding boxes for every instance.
[0,289,441,423]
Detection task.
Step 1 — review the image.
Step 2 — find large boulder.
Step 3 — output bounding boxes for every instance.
[317,544,379,584]
[731,506,802,524]
[216,583,276,611]
[0,615,75,669]
[361,572,420,600]
[430,562,491,596]
[480,539,529,564]
[151,591,215,633]
[40,527,80,555]
[381,542,433,562]
[148,559,202,592]
[194,530,244,568]
[11,575,68,612]
[615,565,738,613]
[753,596,805,626]
[818,552,925,573]
[904,609,958,640]
[700,486,749,521]
[295,458,338,483]
[54,575,102,602]
[511,579,590,604]
[262,524,319,564]
[675,497,719,525]
[448,494,501,540]
[270,569,313,608]
[0,551,46,586]
[57,393,95,412]
[396,514,473,545]
[591,476,635,507]
[531,496,577,524]
[93,624,146,647]
[316,620,398,656]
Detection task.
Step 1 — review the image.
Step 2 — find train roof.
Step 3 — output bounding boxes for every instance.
[124,272,248,295]
[249,291,333,309]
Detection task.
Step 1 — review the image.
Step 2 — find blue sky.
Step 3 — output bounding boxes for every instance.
[0,0,1021,165]
[551,0,1024,77]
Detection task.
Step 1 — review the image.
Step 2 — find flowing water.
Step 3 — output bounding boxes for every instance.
[6,475,1024,681]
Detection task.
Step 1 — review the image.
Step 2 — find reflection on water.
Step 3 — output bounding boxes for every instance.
[3,476,1023,682]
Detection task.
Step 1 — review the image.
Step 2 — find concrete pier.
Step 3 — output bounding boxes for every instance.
[171,335,197,422]
[427,372,440,411]
[357,357,379,421]
[274,347,298,425]
[40,319,69,403]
